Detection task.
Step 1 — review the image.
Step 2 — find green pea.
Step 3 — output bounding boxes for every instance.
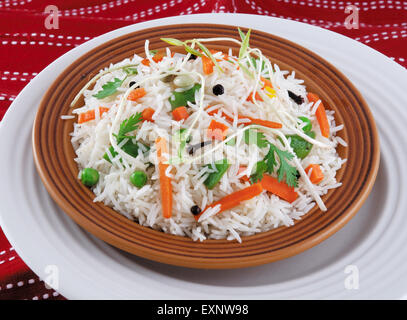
[80,168,99,187]
[130,170,148,188]
[298,116,312,132]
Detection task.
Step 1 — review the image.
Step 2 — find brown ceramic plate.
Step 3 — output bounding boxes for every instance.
[32,24,379,269]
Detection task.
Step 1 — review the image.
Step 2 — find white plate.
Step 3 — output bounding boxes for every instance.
[1,14,406,299]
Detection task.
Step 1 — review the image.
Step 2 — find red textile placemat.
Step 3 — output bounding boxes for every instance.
[0,0,406,300]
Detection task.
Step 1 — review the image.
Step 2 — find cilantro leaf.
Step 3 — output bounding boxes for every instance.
[103,146,119,163]
[93,77,123,99]
[104,141,150,162]
[249,142,298,187]
[245,131,297,186]
[103,113,146,162]
[267,143,298,187]
[244,129,268,148]
[117,113,143,141]
[93,66,138,100]
[264,144,277,174]
[250,160,267,183]
[169,83,201,110]
[277,155,298,187]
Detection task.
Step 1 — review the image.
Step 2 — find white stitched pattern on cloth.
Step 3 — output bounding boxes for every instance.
[60,0,139,15]
[1,75,30,82]
[389,57,407,65]
[0,280,22,291]
[0,256,16,265]
[179,0,207,15]
[354,30,407,43]
[0,93,17,101]
[0,0,32,8]
[0,40,76,47]
[274,0,407,11]
[1,71,37,76]
[244,0,407,28]
[30,292,59,300]
[127,0,184,20]
[1,32,92,42]
[0,247,14,255]
[57,0,185,18]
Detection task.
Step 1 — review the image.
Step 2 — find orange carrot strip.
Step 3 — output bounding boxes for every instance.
[207,108,282,129]
[207,108,234,123]
[141,58,150,66]
[141,107,155,122]
[260,76,273,89]
[202,55,214,75]
[127,88,146,101]
[194,183,263,221]
[246,91,263,103]
[150,51,174,63]
[237,166,250,182]
[237,167,298,203]
[99,107,110,115]
[307,92,330,138]
[156,137,172,219]
[78,107,109,124]
[244,117,282,129]
[207,119,229,141]
[172,106,189,121]
[260,174,298,203]
[305,164,324,184]
[152,52,165,63]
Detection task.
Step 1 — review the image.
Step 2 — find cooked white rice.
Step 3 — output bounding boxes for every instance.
[68,36,346,243]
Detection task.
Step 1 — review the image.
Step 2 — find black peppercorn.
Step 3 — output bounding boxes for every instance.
[190,205,202,215]
[212,84,224,96]
[188,54,197,61]
[129,81,140,89]
[187,140,212,155]
[288,90,304,105]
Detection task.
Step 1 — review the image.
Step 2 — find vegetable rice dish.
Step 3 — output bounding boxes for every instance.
[66,29,347,242]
